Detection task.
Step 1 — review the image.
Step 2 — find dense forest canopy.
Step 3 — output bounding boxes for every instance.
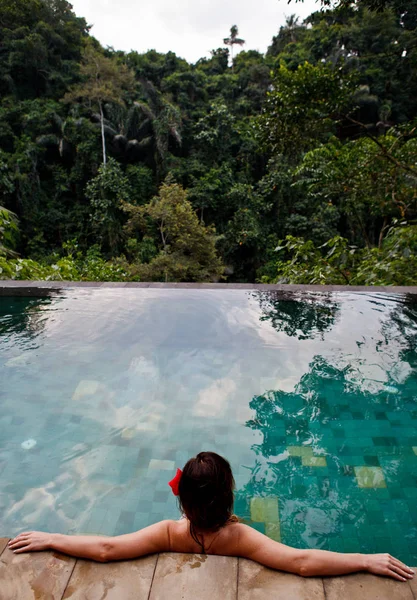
[0,0,416,284]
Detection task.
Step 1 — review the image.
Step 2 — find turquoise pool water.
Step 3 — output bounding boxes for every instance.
[0,288,416,563]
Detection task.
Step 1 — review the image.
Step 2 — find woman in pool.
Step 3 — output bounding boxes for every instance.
[8,452,414,581]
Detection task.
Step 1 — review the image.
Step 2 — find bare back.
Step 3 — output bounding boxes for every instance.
[168,518,307,574]
[97,517,304,572]
[168,518,242,556]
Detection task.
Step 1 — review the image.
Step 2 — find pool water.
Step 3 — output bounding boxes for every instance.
[0,288,416,564]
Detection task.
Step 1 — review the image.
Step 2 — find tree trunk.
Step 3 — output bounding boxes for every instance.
[99,101,107,166]
[378,216,388,250]
[160,220,167,250]
[352,204,371,249]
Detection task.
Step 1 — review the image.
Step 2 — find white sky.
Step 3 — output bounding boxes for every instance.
[70,0,320,63]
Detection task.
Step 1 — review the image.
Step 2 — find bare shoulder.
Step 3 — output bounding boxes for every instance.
[166,518,197,553]
[218,522,267,555]
[218,523,305,573]
[208,522,262,557]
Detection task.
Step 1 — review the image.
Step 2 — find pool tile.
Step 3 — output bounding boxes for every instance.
[368,510,384,524]
[250,497,279,522]
[403,486,417,499]
[364,455,380,466]
[302,456,327,467]
[389,486,405,499]
[265,522,281,542]
[354,466,387,488]
[342,537,361,552]
[250,522,266,534]
[374,488,390,499]
[412,447,417,455]
[121,428,137,440]
[292,484,307,497]
[372,436,397,446]
[153,490,169,503]
[72,380,100,400]
[149,513,164,524]
[287,446,314,457]
[148,459,175,470]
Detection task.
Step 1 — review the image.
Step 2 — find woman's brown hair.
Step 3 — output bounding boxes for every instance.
[178,452,237,549]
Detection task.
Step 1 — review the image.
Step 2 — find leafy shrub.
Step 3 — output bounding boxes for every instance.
[260,224,417,286]
[0,246,139,282]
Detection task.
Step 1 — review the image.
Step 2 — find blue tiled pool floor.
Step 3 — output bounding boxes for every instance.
[0,289,416,564]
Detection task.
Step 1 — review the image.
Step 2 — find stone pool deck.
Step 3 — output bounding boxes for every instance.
[0,539,416,600]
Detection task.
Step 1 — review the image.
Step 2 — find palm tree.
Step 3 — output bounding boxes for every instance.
[284,15,301,43]
[133,80,182,180]
[95,82,182,177]
[36,113,84,161]
[90,102,145,163]
[223,25,246,69]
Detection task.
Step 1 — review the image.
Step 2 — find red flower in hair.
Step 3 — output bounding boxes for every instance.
[168,468,182,496]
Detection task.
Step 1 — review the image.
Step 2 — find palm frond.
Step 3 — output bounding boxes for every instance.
[92,122,118,137]
[50,113,64,133]
[134,101,156,122]
[113,134,128,150]
[126,103,143,139]
[136,136,153,148]
[36,134,60,147]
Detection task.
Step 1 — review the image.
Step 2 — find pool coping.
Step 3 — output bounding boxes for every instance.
[0,541,415,600]
[1,280,417,296]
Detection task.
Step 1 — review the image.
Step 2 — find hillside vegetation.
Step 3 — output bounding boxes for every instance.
[1,0,416,284]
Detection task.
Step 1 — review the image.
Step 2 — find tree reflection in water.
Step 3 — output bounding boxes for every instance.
[0,294,57,347]
[254,290,340,340]
[235,294,417,559]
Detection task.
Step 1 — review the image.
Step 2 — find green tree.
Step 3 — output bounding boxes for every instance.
[196,48,230,75]
[288,0,416,14]
[194,100,239,165]
[85,157,132,254]
[258,62,356,157]
[294,133,417,248]
[123,182,224,282]
[63,41,135,165]
[0,0,88,99]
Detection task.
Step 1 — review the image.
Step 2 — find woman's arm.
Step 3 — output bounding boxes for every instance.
[8,521,173,562]
[234,524,414,582]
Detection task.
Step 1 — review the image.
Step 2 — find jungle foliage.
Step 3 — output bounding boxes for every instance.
[0,0,416,284]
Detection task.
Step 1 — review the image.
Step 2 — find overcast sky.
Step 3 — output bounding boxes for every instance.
[70,0,320,64]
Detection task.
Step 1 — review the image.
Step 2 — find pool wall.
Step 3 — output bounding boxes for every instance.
[1,280,417,296]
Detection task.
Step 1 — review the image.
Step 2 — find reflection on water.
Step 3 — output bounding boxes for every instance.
[0,295,55,348]
[0,288,416,563]
[237,354,417,555]
[256,291,340,340]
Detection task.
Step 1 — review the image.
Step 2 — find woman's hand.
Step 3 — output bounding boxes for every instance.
[8,531,53,554]
[364,553,414,581]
